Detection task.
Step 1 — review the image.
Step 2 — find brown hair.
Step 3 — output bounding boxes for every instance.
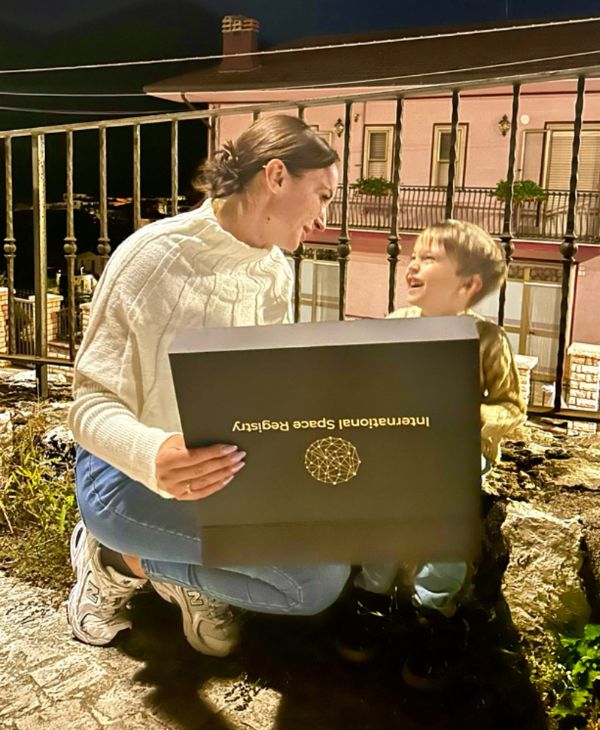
[416,220,507,305]
[195,114,339,198]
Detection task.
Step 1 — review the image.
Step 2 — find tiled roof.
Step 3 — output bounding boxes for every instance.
[145,17,600,95]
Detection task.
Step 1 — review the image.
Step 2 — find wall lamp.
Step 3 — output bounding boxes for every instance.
[498,114,511,136]
[333,118,345,137]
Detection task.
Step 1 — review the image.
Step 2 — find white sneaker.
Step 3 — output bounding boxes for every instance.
[67,521,146,645]
[150,580,239,657]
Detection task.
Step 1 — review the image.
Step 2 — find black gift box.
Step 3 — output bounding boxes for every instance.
[169,317,482,566]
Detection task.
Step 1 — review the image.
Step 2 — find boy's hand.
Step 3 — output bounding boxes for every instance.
[155,434,246,501]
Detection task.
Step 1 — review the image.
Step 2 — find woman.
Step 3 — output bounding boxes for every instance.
[67,115,350,657]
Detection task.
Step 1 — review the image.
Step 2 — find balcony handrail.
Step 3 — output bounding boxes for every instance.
[1,65,598,422]
[1,63,600,139]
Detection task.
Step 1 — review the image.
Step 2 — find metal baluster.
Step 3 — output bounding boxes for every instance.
[171,120,179,216]
[97,127,111,270]
[444,90,460,220]
[3,137,16,355]
[64,131,78,361]
[292,242,304,323]
[132,125,141,230]
[337,102,352,321]
[554,75,586,411]
[32,134,48,398]
[387,97,404,313]
[498,82,521,327]
[208,114,217,158]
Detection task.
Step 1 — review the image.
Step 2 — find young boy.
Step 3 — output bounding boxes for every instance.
[339,220,526,686]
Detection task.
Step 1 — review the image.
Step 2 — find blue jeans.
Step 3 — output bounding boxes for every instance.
[355,456,492,616]
[75,447,350,616]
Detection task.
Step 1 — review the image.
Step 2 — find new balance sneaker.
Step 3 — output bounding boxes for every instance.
[150,580,239,657]
[67,521,146,646]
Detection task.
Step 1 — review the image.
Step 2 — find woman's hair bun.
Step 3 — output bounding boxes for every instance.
[194,114,339,199]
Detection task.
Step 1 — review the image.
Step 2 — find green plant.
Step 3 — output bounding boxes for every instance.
[493,179,548,206]
[0,411,77,537]
[352,176,394,196]
[551,624,600,725]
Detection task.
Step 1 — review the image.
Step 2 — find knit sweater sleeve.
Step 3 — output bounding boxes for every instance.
[68,251,179,497]
[477,319,526,461]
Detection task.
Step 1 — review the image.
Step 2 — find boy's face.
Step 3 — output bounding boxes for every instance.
[405,240,480,316]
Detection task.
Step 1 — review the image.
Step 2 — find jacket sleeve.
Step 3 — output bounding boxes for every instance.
[478,321,526,461]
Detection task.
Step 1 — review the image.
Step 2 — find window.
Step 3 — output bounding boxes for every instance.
[543,124,600,191]
[472,261,570,406]
[431,124,467,187]
[363,126,394,179]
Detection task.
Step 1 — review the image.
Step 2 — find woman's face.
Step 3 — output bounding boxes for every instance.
[266,162,339,251]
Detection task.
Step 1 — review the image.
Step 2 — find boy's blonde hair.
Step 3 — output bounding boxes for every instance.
[416,219,507,305]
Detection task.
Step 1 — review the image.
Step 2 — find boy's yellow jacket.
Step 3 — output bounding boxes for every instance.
[387,306,526,462]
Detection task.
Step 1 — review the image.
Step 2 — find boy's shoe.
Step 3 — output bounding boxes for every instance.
[150,580,239,657]
[334,587,412,663]
[67,521,146,646]
[401,611,470,691]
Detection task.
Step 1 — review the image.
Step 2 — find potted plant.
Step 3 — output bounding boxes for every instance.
[350,177,394,227]
[492,179,548,233]
[352,176,394,196]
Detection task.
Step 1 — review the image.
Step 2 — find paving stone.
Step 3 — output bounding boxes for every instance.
[0,680,43,720]
[14,700,101,730]
[89,683,150,725]
[199,676,280,729]
[30,653,109,698]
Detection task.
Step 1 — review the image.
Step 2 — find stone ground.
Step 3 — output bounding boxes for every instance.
[0,570,548,730]
[1,368,598,729]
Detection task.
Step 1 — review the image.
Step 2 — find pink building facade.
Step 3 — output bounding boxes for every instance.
[147,15,600,409]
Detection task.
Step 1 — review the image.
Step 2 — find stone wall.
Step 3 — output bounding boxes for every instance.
[567,342,600,434]
[567,342,600,411]
[80,302,91,335]
[0,287,9,367]
[0,287,8,352]
[514,354,538,406]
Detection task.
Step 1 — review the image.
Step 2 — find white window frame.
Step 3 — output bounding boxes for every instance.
[362,126,394,180]
[430,124,467,187]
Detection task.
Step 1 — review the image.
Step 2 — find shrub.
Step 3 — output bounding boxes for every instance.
[551,624,600,726]
[352,176,394,196]
[0,410,77,537]
[493,179,548,206]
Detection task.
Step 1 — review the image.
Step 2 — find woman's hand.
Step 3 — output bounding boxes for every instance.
[156,434,246,501]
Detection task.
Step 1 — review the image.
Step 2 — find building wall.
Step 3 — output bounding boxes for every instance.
[217,79,600,189]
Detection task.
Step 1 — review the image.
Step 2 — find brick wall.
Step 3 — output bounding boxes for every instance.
[567,343,600,412]
[27,293,63,343]
[514,354,538,406]
[0,287,9,367]
[80,302,91,335]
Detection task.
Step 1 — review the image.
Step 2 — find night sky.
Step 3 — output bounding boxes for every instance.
[0,0,597,284]
[0,0,597,128]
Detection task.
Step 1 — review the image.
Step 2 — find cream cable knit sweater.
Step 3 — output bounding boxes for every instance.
[68,199,293,497]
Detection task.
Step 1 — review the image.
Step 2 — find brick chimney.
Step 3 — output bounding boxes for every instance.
[220,15,260,72]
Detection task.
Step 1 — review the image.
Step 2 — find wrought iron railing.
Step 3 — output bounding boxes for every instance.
[0,64,598,422]
[328,186,600,242]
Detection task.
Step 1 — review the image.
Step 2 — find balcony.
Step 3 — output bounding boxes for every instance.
[328,186,600,242]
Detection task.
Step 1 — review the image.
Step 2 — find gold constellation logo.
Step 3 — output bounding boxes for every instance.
[304,437,361,486]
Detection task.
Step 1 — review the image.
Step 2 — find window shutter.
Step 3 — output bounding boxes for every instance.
[546,130,600,191]
[366,129,390,178]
